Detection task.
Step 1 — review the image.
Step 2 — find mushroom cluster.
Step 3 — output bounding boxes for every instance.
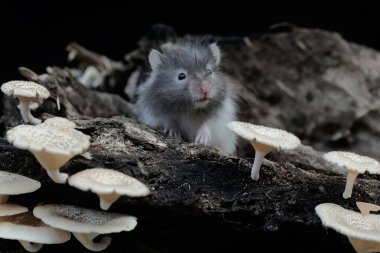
[0,92,150,251]
[225,120,380,252]
[0,172,147,251]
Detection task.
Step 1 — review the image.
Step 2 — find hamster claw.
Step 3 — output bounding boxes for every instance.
[164,127,181,138]
[195,125,211,144]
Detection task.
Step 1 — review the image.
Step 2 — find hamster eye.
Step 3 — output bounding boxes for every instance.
[206,68,212,75]
[178,73,186,80]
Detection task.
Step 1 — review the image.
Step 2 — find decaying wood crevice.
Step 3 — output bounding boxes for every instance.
[1,25,380,252]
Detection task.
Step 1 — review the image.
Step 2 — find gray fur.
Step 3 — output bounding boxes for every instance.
[135,38,237,154]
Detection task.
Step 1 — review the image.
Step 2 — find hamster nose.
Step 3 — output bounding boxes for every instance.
[198,81,211,96]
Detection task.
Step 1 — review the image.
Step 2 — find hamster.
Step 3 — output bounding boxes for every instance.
[135,38,237,154]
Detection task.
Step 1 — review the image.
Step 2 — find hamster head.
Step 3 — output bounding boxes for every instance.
[148,39,227,111]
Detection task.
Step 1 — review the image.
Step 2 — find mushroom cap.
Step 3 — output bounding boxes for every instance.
[0,212,71,244]
[68,168,150,197]
[0,171,41,195]
[323,151,380,174]
[44,117,77,131]
[33,204,137,234]
[0,204,28,216]
[227,121,301,150]
[315,203,380,242]
[6,121,90,156]
[1,80,50,99]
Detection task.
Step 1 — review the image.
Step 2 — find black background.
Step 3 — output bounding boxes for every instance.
[0,2,379,83]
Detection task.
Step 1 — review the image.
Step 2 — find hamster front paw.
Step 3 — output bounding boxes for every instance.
[164,126,181,138]
[195,124,211,144]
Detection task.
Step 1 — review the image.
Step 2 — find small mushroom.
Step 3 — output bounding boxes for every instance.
[68,168,150,210]
[1,80,50,125]
[356,202,380,216]
[0,204,28,216]
[33,204,137,251]
[6,118,91,184]
[316,203,380,253]
[323,151,380,199]
[0,212,71,252]
[227,121,301,180]
[0,171,41,204]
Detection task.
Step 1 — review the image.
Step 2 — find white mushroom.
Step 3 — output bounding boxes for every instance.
[0,212,71,252]
[1,81,50,125]
[356,202,380,216]
[0,204,28,216]
[316,203,380,253]
[33,204,137,251]
[6,119,91,184]
[323,151,380,199]
[0,171,41,204]
[227,121,301,180]
[68,168,150,210]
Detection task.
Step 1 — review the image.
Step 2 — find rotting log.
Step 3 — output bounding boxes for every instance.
[0,116,377,252]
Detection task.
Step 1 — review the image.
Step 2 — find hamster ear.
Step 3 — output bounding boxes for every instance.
[148,49,162,70]
[209,43,221,65]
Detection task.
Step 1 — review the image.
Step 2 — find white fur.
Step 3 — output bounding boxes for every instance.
[208,96,238,154]
[176,96,237,154]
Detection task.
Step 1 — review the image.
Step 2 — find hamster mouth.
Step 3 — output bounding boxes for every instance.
[196,97,209,102]
[193,98,210,108]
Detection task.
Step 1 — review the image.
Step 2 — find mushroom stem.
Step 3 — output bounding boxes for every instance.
[56,94,61,111]
[356,202,380,216]
[18,240,43,252]
[251,150,269,180]
[18,97,41,125]
[32,151,72,184]
[99,193,121,210]
[343,170,359,199]
[46,170,68,184]
[73,232,111,251]
[250,142,274,181]
[349,237,380,253]
[0,195,9,204]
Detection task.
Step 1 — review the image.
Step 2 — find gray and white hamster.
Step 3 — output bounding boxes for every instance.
[135,38,237,154]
